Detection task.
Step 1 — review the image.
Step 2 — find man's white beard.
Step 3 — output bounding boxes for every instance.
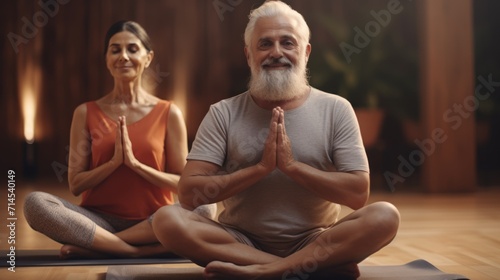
[248,57,309,102]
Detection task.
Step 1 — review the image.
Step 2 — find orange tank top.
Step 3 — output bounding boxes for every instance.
[80,100,175,220]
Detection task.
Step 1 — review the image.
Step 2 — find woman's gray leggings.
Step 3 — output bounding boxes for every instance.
[23,191,218,249]
[23,191,144,248]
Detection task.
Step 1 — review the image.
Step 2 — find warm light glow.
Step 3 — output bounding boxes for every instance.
[173,85,188,120]
[22,88,37,144]
[172,64,188,122]
[18,55,42,143]
[16,28,43,143]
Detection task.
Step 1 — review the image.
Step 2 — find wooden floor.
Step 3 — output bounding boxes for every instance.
[1,179,500,279]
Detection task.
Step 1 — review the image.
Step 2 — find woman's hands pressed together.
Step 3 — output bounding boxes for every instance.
[118,116,140,169]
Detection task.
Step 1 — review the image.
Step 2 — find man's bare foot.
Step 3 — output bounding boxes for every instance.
[204,261,266,280]
[204,260,360,280]
[60,245,110,259]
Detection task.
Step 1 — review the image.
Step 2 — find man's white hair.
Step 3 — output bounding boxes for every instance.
[244,1,310,48]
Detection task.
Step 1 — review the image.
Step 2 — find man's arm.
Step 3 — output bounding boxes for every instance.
[282,162,369,210]
[276,108,369,210]
[178,160,269,210]
[179,108,282,210]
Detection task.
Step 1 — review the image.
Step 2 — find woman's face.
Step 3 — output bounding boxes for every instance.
[105,31,153,82]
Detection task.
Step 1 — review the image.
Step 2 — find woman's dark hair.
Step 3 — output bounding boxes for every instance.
[103,21,153,55]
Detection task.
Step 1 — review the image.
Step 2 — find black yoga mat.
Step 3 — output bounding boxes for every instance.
[1,251,470,280]
[0,250,190,267]
[358,259,469,280]
[105,259,470,280]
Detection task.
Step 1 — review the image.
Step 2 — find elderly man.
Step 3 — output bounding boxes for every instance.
[152,1,400,279]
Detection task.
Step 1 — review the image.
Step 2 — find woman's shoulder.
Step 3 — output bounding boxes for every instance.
[74,100,102,115]
[165,101,183,120]
[149,97,182,120]
[73,102,91,117]
[154,98,170,107]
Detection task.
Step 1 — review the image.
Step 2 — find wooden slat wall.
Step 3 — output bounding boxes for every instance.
[1,0,477,192]
[1,0,288,180]
[418,0,476,192]
[1,0,249,180]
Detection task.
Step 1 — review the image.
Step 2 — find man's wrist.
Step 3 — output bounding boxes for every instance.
[280,160,299,176]
[255,162,274,177]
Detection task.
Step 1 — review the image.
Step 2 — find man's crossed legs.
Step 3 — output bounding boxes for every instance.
[152,201,399,280]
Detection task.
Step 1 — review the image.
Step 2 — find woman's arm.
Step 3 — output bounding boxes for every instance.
[68,104,122,196]
[122,104,188,193]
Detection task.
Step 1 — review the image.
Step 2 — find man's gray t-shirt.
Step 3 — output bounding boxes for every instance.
[187,87,369,247]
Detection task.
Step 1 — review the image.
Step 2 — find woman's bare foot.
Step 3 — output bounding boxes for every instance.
[60,243,171,259]
[60,245,111,259]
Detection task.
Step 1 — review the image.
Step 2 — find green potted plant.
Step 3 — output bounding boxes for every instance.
[309,11,419,147]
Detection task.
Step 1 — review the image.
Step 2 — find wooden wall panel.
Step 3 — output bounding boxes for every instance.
[418,0,476,192]
[1,1,23,172]
[1,0,478,193]
[1,0,268,181]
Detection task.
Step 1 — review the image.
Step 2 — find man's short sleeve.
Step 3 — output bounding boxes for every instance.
[331,99,369,173]
[187,104,228,166]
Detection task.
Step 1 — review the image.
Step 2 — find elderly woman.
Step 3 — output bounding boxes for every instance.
[24,21,215,259]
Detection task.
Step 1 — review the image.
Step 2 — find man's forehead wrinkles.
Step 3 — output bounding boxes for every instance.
[257,31,298,42]
[258,34,295,41]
